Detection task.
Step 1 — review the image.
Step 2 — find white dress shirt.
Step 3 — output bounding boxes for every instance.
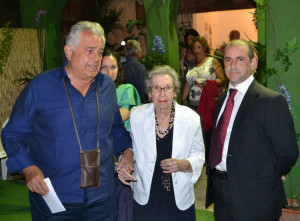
[216,75,254,171]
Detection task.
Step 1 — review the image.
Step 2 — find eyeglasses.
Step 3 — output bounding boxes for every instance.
[150,85,175,93]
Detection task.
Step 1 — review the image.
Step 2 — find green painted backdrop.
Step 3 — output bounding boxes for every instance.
[142,0,180,74]
[265,0,300,198]
[20,0,67,70]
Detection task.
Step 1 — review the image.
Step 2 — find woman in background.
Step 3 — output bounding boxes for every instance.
[182,36,225,163]
[182,35,225,110]
[101,49,141,131]
[101,49,141,221]
[180,29,200,93]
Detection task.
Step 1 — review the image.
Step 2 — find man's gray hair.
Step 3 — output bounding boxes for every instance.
[145,65,181,98]
[225,39,255,60]
[66,21,106,50]
[124,40,141,57]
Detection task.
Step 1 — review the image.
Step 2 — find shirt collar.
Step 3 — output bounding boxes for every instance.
[58,60,104,93]
[228,75,254,95]
[59,59,103,84]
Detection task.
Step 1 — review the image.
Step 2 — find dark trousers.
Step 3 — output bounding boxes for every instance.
[29,191,117,221]
[115,177,133,221]
[212,174,237,221]
[203,130,212,164]
[212,173,280,221]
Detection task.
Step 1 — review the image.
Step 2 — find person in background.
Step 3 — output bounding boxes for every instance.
[218,29,241,54]
[118,65,205,221]
[206,39,299,221]
[116,37,134,63]
[101,49,141,131]
[1,21,133,221]
[179,28,200,92]
[229,30,240,41]
[182,36,225,163]
[182,36,225,110]
[122,40,148,103]
[101,49,141,221]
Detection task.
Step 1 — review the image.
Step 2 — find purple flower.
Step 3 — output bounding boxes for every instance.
[35,10,47,26]
[152,35,165,55]
[279,84,292,111]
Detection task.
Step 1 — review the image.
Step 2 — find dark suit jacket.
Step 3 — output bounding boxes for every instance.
[123,57,148,103]
[206,80,299,221]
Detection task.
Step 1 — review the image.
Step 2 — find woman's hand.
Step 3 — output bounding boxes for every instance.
[195,82,206,88]
[195,78,206,88]
[160,158,192,173]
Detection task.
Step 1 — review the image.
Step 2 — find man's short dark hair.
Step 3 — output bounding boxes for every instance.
[225,39,254,60]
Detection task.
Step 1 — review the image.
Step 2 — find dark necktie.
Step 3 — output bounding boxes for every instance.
[209,88,238,169]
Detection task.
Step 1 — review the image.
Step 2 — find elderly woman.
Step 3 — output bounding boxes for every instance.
[118,65,205,221]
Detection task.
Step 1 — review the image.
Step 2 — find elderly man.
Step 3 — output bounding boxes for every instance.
[122,40,148,103]
[206,39,299,221]
[1,21,133,220]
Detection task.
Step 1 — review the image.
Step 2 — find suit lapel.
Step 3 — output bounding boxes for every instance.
[230,80,259,140]
[212,92,227,131]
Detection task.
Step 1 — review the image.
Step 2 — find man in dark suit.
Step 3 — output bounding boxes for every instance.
[122,40,148,103]
[206,39,299,221]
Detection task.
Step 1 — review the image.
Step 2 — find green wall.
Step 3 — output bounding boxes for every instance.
[20,0,67,70]
[142,0,181,74]
[266,0,300,198]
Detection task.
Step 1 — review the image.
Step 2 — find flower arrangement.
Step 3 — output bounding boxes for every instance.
[279,84,292,111]
[151,35,165,55]
[141,35,168,70]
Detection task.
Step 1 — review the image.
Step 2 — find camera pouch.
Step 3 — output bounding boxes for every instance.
[80,149,100,189]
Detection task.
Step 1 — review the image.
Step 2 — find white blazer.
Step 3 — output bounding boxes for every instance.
[130,102,205,210]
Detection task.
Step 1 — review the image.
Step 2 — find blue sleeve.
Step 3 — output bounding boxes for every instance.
[111,101,132,156]
[1,81,37,173]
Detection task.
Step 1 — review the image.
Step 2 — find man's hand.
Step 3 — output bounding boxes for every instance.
[117,149,136,185]
[22,165,49,196]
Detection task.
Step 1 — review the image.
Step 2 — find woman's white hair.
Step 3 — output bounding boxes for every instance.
[145,65,181,99]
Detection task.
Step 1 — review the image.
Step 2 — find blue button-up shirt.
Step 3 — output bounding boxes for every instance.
[1,63,132,204]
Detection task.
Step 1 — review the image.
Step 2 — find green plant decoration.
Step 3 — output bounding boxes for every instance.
[35,9,47,71]
[0,22,13,75]
[16,9,47,85]
[91,0,126,38]
[253,0,300,210]
[126,18,146,40]
[16,69,39,85]
[249,40,267,86]
[141,35,168,71]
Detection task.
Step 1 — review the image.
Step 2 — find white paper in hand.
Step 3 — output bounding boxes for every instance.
[42,178,66,214]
